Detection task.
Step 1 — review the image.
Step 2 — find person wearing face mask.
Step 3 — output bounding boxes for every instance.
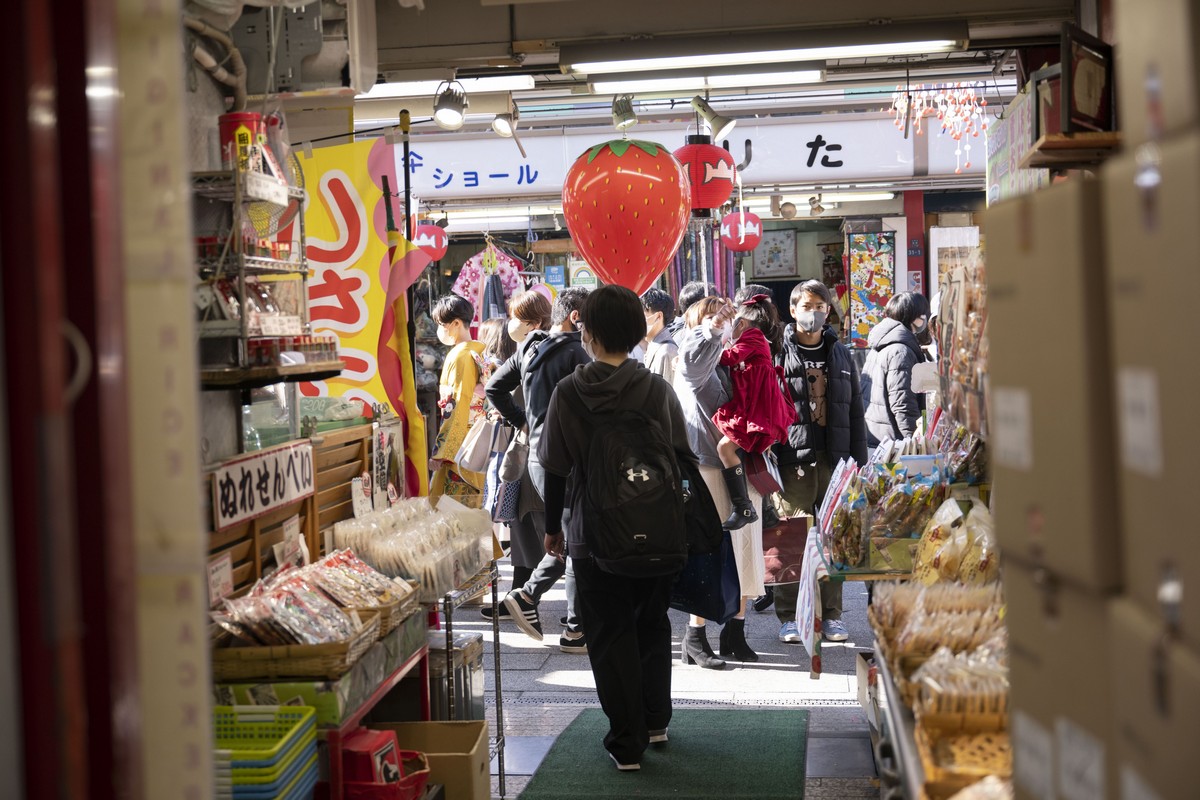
[639,287,679,385]
[860,291,932,448]
[485,287,592,652]
[477,294,552,604]
[430,294,488,507]
[670,296,762,667]
[768,280,868,644]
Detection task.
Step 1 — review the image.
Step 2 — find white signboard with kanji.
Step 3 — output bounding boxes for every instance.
[211,442,315,531]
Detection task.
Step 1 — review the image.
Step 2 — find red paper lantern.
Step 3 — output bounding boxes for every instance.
[673,135,736,212]
[412,223,448,261]
[561,139,691,295]
[720,210,763,252]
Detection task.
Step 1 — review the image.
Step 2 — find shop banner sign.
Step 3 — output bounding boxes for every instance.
[212,442,315,530]
[398,115,983,200]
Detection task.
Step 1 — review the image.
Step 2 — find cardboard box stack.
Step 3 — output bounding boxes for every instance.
[986,178,1121,800]
[988,3,1200,798]
[1100,2,1200,797]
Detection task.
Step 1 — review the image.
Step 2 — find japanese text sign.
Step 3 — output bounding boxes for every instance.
[211,442,315,531]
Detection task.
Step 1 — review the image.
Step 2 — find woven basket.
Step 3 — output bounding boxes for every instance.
[915,724,1012,799]
[212,616,380,681]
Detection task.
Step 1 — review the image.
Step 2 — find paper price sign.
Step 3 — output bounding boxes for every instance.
[208,551,234,607]
[212,442,315,530]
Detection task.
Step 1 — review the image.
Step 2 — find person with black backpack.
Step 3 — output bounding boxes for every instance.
[537,285,696,772]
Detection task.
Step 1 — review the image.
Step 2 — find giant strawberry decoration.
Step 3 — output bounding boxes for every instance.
[562,139,691,295]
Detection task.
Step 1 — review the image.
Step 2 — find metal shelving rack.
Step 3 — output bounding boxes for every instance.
[192,169,344,391]
[438,562,506,797]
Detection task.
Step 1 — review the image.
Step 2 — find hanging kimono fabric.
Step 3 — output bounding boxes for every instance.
[452,244,522,330]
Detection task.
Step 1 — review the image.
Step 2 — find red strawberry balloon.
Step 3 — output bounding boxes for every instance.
[562,139,691,295]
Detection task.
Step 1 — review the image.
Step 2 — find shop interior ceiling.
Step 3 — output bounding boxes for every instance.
[223,0,1072,216]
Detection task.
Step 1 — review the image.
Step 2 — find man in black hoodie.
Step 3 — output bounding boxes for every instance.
[538,285,695,771]
[771,280,868,644]
[486,287,592,652]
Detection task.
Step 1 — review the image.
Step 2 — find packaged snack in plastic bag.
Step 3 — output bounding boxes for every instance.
[828,481,867,568]
[959,501,1000,585]
[915,498,966,585]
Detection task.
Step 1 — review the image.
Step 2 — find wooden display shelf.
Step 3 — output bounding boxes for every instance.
[1019,132,1122,170]
[199,360,345,391]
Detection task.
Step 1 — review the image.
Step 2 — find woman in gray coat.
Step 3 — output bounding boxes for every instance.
[860,292,931,446]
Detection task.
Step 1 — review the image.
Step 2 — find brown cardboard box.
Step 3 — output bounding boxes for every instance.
[1102,133,1200,650]
[1114,0,1200,147]
[985,180,1120,591]
[1109,598,1200,800]
[372,721,489,800]
[1006,562,1117,800]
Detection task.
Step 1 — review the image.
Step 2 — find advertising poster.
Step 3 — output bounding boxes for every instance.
[847,232,896,348]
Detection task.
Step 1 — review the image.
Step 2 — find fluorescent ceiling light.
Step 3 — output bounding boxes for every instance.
[360,75,535,99]
[593,69,823,95]
[444,215,531,232]
[753,192,896,205]
[445,205,561,219]
[569,40,961,74]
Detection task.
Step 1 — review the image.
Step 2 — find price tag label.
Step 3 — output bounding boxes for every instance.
[208,551,234,607]
[1118,367,1164,477]
[1056,717,1106,800]
[992,387,1033,471]
[272,514,304,569]
[1013,710,1055,800]
[260,315,302,336]
[351,477,373,518]
[245,171,289,207]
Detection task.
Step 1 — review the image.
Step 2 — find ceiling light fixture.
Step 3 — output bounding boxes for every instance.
[593,68,824,95]
[491,100,528,158]
[562,24,967,74]
[691,96,736,140]
[611,94,638,131]
[808,196,826,216]
[432,80,468,130]
[361,74,535,99]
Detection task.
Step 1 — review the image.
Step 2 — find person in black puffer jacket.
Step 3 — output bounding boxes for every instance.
[860,292,931,447]
[767,280,868,645]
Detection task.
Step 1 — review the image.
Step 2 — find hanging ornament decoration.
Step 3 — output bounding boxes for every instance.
[719,209,763,253]
[887,82,989,173]
[411,223,449,261]
[673,135,737,213]
[561,139,691,295]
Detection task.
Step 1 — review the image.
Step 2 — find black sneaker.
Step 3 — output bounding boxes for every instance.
[560,616,569,626]
[481,603,512,621]
[559,628,587,654]
[503,589,543,642]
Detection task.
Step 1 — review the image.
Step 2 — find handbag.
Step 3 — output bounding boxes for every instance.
[490,430,526,523]
[679,456,723,555]
[762,514,810,586]
[499,429,529,483]
[455,417,495,473]
[745,449,783,496]
[669,530,741,624]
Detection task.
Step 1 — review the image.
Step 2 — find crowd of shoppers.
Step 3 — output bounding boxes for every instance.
[427,278,931,771]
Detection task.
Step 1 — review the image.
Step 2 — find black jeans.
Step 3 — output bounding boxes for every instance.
[573,556,676,764]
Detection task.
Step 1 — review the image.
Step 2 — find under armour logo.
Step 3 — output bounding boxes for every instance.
[626,468,650,482]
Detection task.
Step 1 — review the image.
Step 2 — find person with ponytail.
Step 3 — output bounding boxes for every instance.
[710,294,796,531]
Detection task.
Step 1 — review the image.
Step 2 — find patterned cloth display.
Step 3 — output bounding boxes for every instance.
[451,248,524,325]
[848,232,896,348]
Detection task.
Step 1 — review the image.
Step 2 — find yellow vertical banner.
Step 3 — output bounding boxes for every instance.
[297,140,432,495]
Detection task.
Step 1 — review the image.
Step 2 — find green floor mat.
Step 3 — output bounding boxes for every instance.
[520,707,808,799]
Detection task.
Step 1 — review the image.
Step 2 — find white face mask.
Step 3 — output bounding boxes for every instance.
[508,318,532,343]
[436,325,458,347]
[581,332,596,360]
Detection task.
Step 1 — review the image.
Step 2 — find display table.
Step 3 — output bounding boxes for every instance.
[798,525,911,677]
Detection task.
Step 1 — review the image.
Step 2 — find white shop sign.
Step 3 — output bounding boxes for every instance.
[396,116,984,200]
[211,441,315,530]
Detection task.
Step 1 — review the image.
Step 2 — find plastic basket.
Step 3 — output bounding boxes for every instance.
[215,732,315,787]
[215,750,318,800]
[213,706,316,769]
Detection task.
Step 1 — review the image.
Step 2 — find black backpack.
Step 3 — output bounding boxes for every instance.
[563,385,688,577]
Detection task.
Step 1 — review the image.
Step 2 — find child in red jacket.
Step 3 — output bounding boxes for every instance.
[712,294,797,529]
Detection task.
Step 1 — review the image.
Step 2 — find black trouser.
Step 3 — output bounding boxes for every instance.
[573,556,676,764]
